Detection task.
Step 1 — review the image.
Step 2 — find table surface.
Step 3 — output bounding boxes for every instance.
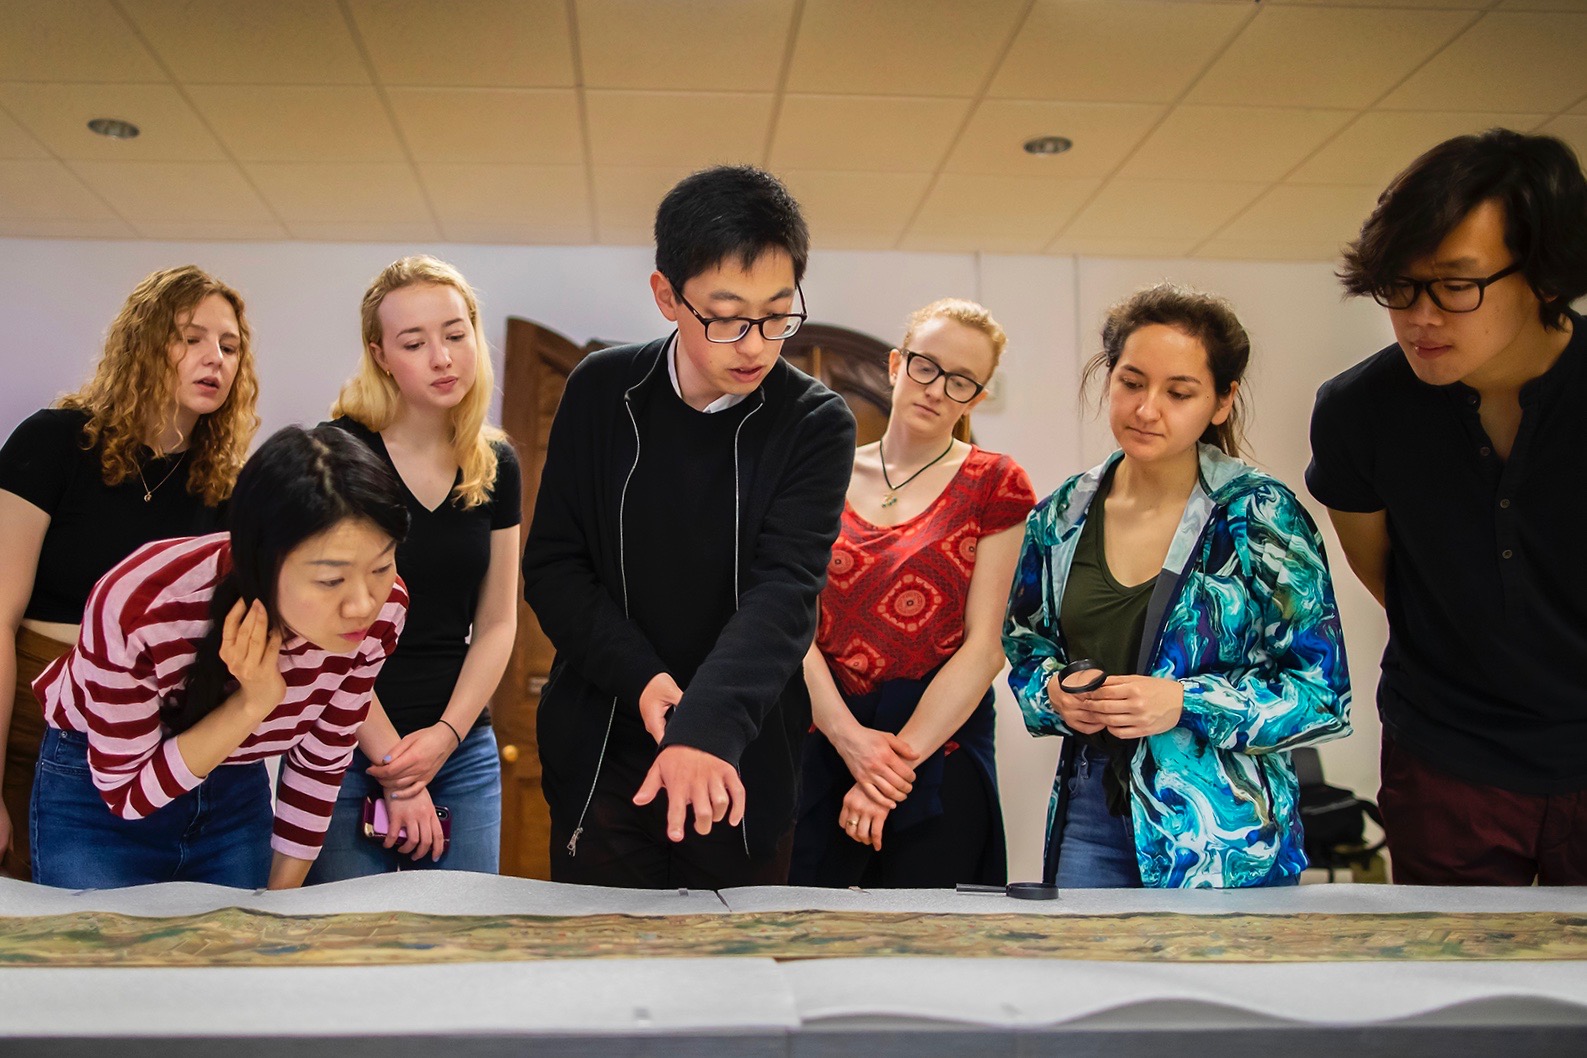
[3,875,1585,1056]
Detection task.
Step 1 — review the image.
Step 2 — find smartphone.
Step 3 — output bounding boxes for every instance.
[361,795,451,856]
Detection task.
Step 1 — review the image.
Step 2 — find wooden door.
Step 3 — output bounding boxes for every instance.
[496,318,591,878]
[780,323,893,445]
[494,319,892,878]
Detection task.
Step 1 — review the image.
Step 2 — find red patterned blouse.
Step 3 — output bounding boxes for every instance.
[817,447,1036,698]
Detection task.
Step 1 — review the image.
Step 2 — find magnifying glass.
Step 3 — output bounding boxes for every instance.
[1058,658,1106,695]
[955,881,1061,901]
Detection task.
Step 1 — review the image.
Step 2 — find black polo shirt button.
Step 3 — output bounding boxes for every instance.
[1500,498,1511,508]
[1467,394,1479,405]
[1502,549,1514,559]
[1480,446,1491,457]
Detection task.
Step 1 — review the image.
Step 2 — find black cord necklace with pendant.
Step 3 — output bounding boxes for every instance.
[878,437,955,509]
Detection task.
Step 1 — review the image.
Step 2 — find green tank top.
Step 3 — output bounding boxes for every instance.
[1060,471,1158,679]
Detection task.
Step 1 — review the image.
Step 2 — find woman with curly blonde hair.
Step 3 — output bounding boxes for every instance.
[308,255,520,879]
[0,264,259,879]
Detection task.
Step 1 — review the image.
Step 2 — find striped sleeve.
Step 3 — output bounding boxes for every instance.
[271,584,408,860]
[41,538,218,820]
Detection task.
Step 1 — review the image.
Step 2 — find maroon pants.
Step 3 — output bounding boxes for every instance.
[1379,735,1587,885]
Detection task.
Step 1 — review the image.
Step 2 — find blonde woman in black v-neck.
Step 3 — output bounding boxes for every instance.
[307,256,521,881]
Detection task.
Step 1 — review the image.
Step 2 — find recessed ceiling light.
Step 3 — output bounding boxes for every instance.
[87,118,140,140]
[1023,135,1072,156]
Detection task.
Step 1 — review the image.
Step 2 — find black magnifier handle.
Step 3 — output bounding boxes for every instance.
[956,882,1061,900]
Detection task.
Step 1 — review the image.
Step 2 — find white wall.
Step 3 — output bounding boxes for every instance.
[0,237,1390,881]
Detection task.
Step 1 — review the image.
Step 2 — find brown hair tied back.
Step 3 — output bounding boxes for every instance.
[1084,283,1250,458]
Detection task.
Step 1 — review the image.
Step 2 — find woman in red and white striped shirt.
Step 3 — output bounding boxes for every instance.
[31,424,410,890]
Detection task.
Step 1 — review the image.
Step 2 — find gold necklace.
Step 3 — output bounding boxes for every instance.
[878,437,954,509]
[137,452,185,502]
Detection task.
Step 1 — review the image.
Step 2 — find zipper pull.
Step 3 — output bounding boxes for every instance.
[566,827,583,856]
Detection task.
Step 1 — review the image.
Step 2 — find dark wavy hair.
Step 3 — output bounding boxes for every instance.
[1084,283,1251,458]
[1339,128,1587,331]
[166,425,409,733]
[654,165,810,291]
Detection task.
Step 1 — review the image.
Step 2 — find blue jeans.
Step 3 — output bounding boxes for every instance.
[1056,743,1143,889]
[307,724,501,883]
[31,727,273,889]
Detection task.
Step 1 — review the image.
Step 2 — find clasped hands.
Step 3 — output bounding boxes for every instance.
[832,724,919,852]
[632,673,745,843]
[1046,671,1184,740]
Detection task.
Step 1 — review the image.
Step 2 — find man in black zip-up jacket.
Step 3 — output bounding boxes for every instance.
[522,166,855,887]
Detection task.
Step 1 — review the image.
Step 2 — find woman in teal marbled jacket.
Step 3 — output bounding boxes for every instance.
[1003,285,1351,889]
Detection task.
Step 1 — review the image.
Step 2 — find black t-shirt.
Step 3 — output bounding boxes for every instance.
[615,369,752,749]
[329,417,522,737]
[1306,314,1587,793]
[0,408,224,623]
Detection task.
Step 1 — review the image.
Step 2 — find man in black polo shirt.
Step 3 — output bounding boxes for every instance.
[1308,129,1587,885]
[522,166,855,888]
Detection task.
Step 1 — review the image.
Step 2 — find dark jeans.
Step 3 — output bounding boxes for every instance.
[1380,734,1587,886]
[31,727,273,889]
[1056,743,1143,889]
[548,733,791,890]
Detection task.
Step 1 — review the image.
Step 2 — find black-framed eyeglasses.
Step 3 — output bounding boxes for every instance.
[673,283,807,344]
[901,350,985,403]
[1371,262,1521,313]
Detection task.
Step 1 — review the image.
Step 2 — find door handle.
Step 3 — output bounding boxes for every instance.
[529,675,547,695]
[501,744,519,763]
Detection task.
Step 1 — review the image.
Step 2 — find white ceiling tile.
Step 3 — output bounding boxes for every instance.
[186,86,405,162]
[1189,6,1475,108]
[388,89,583,165]
[577,0,795,91]
[1059,180,1268,243]
[70,161,275,221]
[1119,105,1355,182]
[347,0,575,87]
[246,162,431,222]
[130,220,291,240]
[284,220,444,242]
[119,0,370,84]
[0,159,118,220]
[904,173,1100,252]
[1214,184,1381,245]
[1194,237,1345,263]
[992,0,1253,103]
[943,100,1165,179]
[421,163,593,241]
[898,230,1065,254]
[590,165,693,233]
[788,0,1026,97]
[584,91,771,167]
[1491,1,1587,10]
[1264,1,1484,8]
[1290,111,1548,186]
[768,96,970,172]
[1379,13,1587,113]
[1536,115,1587,166]
[442,222,591,245]
[780,169,933,244]
[0,83,226,161]
[0,218,138,239]
[596,225,655,246]
[0,108,48,159]
[1048,236,1199,258]
[0,1,167,82]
